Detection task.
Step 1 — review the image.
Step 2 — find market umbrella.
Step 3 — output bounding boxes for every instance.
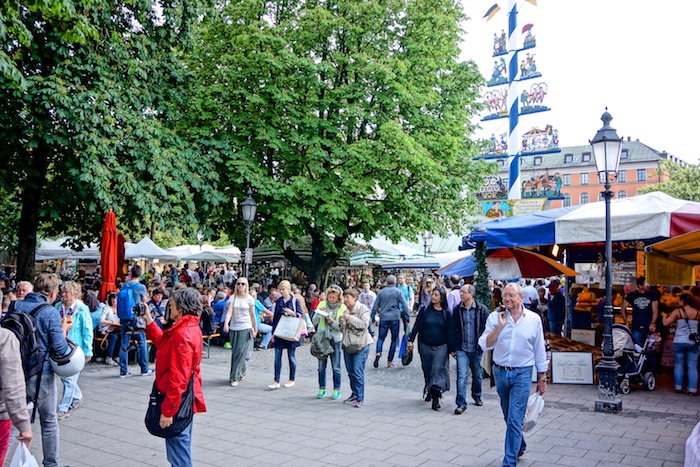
[181,251,238,263]
[116,233,126,282]
[98,211,118,301]
[486,248,576,280]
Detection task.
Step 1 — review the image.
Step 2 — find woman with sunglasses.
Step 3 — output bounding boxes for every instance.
[222,278,257,387]
[311,285,346,400]
[269,280,303,389]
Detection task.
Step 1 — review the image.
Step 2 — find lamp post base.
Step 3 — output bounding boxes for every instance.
[595,360,622,413]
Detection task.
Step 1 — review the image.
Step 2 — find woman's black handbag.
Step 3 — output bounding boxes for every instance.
[145,374,195,438]
[401,345,414,366]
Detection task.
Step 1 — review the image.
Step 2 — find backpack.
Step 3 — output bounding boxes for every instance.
[200,306,216,335]
[1,303,52,422]
[117,282,137,320]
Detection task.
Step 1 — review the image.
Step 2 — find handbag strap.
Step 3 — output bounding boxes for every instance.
[681,307,695,333]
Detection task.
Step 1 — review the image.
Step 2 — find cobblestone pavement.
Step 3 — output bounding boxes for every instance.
[7,339,698,467]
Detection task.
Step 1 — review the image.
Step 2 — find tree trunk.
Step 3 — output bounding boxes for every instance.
[16,147,50,281]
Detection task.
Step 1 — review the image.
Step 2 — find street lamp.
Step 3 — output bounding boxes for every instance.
[423,232,433,257]
[591,108,623,414]
[197,230,204,251]
[241,188,258,279]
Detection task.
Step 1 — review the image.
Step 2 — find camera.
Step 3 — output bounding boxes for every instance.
[133,303,148,317]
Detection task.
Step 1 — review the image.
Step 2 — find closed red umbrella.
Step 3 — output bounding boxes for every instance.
[116,233,126,282]
[99,211,118,301]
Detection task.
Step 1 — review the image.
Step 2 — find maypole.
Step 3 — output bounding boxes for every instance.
[506,0,520,200]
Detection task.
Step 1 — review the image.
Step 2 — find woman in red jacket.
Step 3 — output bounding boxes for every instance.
[144,287,206,467]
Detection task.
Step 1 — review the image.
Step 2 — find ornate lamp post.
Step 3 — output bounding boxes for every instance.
[197,230,204,251]
[241,189,258,279]
[591,109,623,413]
[423,232,433,257]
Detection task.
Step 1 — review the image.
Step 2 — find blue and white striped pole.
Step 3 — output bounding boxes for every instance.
[506,0,520,200]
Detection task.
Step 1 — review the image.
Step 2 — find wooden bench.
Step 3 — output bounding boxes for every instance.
[93,335,152,364]
[202,333,221,359]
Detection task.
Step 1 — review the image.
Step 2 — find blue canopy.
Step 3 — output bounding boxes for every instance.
[439,255,476,277]
[464,204,579,249]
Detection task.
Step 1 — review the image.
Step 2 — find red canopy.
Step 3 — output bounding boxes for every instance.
[99,211,118,301]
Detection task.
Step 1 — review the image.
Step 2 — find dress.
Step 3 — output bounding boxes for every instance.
[409,305,451,396]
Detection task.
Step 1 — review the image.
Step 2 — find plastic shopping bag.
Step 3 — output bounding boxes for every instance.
[10,443,40,467]
[523,392,544,432]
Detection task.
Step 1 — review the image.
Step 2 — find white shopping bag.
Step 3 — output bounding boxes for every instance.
[523,392,544,432]
[10,443,39,467]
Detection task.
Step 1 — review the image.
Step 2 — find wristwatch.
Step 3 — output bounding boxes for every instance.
[538,376,548,383]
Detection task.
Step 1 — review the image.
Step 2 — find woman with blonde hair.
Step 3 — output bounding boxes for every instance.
[312,285,346,400]
[340,288,373,407]
[269,280,303,389]
[222,277,257,387]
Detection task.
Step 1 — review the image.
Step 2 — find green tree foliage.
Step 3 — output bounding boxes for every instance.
[189,0,494,286]
[0,0,222,279]
[638,159,700,201]
[474,241,490,307]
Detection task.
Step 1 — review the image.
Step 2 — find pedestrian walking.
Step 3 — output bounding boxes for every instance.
[479,282,547,467]
[222,277,257,387]
[269,280,303,389]
[312,285,346,400]
[370,275,410,368]
[340,288,373,408]
[408,288,451,411]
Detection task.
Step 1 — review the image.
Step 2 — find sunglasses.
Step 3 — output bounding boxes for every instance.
[236,282,247,286]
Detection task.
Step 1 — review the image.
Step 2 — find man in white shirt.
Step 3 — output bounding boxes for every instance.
[358,282,377,310]
[521,279,538,309]
[479,282,548,467]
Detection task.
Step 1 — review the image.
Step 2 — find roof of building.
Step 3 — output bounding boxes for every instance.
[491,140,682,173]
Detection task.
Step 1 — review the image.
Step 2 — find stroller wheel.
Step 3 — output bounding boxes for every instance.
[643,372,656,391]
[619,378,631,395]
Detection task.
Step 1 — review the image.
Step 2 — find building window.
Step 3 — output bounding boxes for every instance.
[563,174,571,186]
[534,156,542,166]
[637,169,646,181]
[563,194,571,207]
[580,173,589,185]
[617,170,626,182]
[580,193,589,204]
[599,192,605,201]
[618,190,627,199]
[582,152,591,162]
[621,149,629,160]
[564,153,573,163]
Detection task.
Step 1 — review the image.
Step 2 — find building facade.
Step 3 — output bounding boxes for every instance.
[487,139,682,208]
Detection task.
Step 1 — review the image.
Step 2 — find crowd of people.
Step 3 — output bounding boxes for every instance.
[3,263,698,467]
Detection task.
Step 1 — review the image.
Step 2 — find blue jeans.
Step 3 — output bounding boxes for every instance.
[494,366,531,467]
[27,372,60,467]
[58,372,82,412]
[119,330,149,375]
[549,321,563,336]
[318,341,342,390]
[376,320,400,362]
[258,323,273,349]
[274,347,297,383]
[165,418,193,467]
[344,346,370,401]
[673,342,699,393]
[106,332,119,358]
[632,326,656,373]
[455,350,483,407]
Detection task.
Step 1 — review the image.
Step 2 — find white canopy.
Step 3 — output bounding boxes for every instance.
[124,237,179,260]
[380,250,472,270]
[35,237,101,261]
[181,251,238,263]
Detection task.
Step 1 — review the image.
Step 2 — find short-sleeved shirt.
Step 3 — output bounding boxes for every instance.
[229,295,255,331]
[625,290,658,327]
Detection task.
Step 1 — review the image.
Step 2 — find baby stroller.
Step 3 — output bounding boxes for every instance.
[611,324,656,394]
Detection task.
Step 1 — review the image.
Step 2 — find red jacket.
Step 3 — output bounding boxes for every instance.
[145,315,206,417]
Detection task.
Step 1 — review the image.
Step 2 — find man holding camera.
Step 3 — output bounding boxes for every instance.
[118,266,155,378]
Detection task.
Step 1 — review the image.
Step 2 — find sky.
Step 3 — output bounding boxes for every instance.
[459,0,699,163]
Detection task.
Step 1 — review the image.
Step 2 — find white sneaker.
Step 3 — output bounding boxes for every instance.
[268,382,281,390]
[230,381,239,387]
[283,381,295,388]
[105,358,118,366]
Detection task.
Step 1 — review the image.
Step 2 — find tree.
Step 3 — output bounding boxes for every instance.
[638,159,700,201]
[189,0,494,287]
[473,242,490,306]
[0,0,222,280]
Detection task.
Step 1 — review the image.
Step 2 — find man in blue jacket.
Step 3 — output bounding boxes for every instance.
[370,275,410,368]
[14,273,70,467]
[448,284,490,414]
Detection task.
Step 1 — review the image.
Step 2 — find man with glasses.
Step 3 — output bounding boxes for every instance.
[448,284,490,414]
[479,283,547,467]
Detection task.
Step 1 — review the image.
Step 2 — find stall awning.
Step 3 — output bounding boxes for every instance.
[645,229,700,284]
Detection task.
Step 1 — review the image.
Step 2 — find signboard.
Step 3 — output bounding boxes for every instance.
[551,352,594,384]
[245,248,253,264]
[480,198,547,220]
[570,329,596,347]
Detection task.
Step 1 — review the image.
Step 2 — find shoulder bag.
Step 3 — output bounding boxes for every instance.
[145,373,195,438]
[681,308,700,346]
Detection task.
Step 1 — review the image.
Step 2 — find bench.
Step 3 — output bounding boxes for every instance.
[202,333,221,359]
[93,335,152,364]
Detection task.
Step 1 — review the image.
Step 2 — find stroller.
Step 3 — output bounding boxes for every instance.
[611,324,657,394]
